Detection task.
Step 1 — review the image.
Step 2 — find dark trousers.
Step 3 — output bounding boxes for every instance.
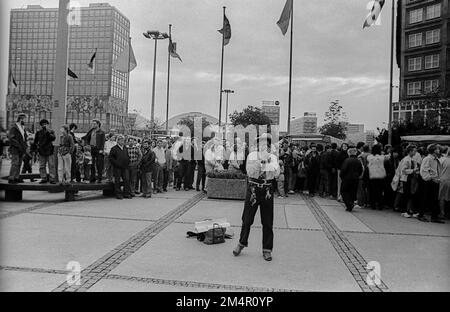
[9,152,23,181]
[21,154,32,174]
[421,180,440,219]
[177,161,189,189]
[113,167,132,198]
[239,184,274,252]
[369,178,384,209]
[162,167,169,191]
[196,165,206,190]
[318,169,329,196]
[71,153,81,182]
[128,165,139,193]
[90,147,104,182]
[329,170,338,197]
[341,179,359,211]
[187,161,195,188]
[307,171,318,195]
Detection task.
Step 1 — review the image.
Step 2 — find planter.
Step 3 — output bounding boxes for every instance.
[207,178,247,200]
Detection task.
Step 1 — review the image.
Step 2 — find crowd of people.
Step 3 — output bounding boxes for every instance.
[1,114,449,223]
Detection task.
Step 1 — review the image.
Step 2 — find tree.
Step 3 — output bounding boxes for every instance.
[230,106,272,128]
[319,100,347,140]
[177,116,211,138]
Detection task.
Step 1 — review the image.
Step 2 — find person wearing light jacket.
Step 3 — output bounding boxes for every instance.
[367,144,387,210]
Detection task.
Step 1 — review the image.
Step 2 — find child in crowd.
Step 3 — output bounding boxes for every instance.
[21,136,35,181]
[75,140,85,181]
[277,159,286,198]
[83,144,92,183]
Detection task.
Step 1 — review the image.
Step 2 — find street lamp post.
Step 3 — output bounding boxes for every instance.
[143,30,169,137]
[222,89,234,126]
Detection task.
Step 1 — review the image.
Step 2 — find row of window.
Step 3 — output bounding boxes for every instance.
[408,54,440,71]
[408,28,440,48]
[406,79,439,95]
[409,3,441,24]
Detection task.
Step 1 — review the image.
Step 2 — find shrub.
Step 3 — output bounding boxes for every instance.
[206,170,247,180]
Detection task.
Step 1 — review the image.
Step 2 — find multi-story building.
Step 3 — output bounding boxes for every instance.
[6,3,130,132]
[261,100,280,125]
[290,112,317,135]
[394,0,449,123]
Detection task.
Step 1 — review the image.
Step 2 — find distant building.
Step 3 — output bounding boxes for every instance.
[394,0,449,124]
[6,3,131,132]
[291,112,317,135]
[345,123,365,134]
[365,131,376,147]
[261,100,280,125]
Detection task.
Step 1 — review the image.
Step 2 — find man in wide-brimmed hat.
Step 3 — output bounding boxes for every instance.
[233,132,280,261]
[8,113,28,184]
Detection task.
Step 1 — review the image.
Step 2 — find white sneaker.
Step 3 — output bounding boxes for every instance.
[354,205,362,209]
[412,213,419,218]
[401,212,412,218]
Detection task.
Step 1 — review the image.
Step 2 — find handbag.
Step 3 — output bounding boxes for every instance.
[203,223,226,245]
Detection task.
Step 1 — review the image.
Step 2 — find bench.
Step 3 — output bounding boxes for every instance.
[0,174,115,202]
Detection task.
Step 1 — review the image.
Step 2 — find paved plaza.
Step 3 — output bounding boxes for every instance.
[0,163,449,292]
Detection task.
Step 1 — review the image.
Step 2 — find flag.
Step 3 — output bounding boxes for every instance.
[363,0,385,28]
[169,39,182,62]
[9,71,17,89]
[87,48,97,74]
[218,13,231,46]
[277,0,293,35]
[68,67,78,79]
[113,40,137,73]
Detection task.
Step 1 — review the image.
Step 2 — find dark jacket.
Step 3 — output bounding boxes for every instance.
[140,149,156,173]
[109,144,130,170]
[8,124,27,155]
[305,152,320,174]
[58,134,74,156]
[330,149,340,170]
[340,156,363,181]
[82,128,106,150]
[336,150,349,170]
[34,128,56,156]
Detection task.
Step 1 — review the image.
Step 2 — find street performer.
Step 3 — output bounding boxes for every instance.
[233,133,280,261]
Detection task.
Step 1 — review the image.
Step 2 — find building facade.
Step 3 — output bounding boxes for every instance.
[261,100,280,125]
[290,112,318,135]
[394,0,449,123]
[6,3,130,132]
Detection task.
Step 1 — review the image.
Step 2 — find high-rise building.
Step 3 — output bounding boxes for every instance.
[6,3,130,132]
[393,0,449,124]
[261,100,280,125]
[290,112,317,135]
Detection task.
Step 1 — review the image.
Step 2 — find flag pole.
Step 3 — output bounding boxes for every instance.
[388,0,395,145]
[166,24,172,135]
[125,36,132,133]
[219,6,226,130]
[287,0,294,137]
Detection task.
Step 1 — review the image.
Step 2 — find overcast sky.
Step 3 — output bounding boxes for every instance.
[0,0,399,131]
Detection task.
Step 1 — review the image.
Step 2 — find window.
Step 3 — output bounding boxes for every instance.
[424,54,439,69]
[408,33,422,48]
[425,29,440,44]
[408,57,422,71]
[407,81,422,95]
[409,8,423,24]
[424,79,439,93]
[426,3,441,20]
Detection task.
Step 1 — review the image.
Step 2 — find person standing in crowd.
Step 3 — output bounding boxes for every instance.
[103,134,117,183]
[74,140,85,182]
[280,140,295,195]
[328,143,340,199]
[438,146,450,221]
[296,147,307,193]
[153,139,166,193]
[196,140,207,192]
[384,146,401,209]
[394,144,419,217]
[140,140,156,198]
[127,138,142,196]
[33,119,56,184]
[340,148,363,212]
[69,123,80,183]
[357,145,371,208]
[420,144,445,223]
[21,135,35,180]
[305,144,320,197]
[164,140,173,191]
[228,139,245,173]
[233,133,280,262]
[367,144,387,210]
[8,113,28,184]
[336,143,349,201]
[318,145,331,197]
[109,135,132,200]
[82,144,92,182]
[277,159,286,198]
[57,125,74,185]
[82,119,106,183]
